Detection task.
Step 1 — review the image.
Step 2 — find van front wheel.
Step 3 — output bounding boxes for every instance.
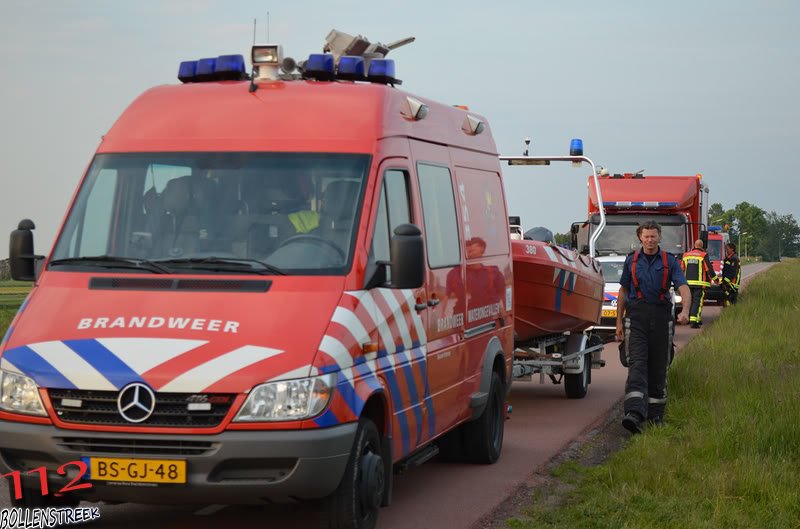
[323,417,385,529]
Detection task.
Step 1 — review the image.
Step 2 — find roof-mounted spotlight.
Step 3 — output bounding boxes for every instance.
[252,45,283,81]
[462,114,485,136]
[401,96,428,121]
[304,53,335,81]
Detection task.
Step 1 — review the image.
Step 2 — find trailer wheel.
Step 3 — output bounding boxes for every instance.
[323,417,384,529]
[464,371,505,464]
[564,353,590,399]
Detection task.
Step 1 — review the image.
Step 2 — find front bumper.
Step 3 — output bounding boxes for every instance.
[705,284,723,302]
[0,420,356,504]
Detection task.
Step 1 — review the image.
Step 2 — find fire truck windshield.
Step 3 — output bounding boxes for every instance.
[584,214,688,256]
[707,238,723,261]
[51,152,371,275]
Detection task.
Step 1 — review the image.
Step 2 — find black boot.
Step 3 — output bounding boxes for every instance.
[622,412,644,434]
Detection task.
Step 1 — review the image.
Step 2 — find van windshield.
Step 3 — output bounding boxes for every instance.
[51,153,371,275]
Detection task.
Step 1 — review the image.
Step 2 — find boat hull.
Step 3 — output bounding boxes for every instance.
[512,240,604,344]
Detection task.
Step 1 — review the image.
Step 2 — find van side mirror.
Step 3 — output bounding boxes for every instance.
[10,219,38,281]
[390,223,424,289]
[700,229,708,247]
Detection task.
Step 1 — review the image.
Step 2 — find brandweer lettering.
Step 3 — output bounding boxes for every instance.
[77,317,239,333]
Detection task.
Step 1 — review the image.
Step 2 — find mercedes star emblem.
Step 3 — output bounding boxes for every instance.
[117,382,156,423]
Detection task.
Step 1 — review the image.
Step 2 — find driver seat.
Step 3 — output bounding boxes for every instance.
[318,180,359,253]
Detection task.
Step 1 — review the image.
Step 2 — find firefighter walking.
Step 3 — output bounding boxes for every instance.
[721,242,742,306]
[616,221,691,434]
[681,239,718,328]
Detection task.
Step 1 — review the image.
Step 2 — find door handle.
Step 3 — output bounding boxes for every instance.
[415,302,428,311]
[427,298,440,307]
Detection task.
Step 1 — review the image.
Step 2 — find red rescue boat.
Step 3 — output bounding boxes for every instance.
[512,240,604,344]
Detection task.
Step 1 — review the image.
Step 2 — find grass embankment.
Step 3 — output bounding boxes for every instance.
[0,280,31,332]
[510,260,800,529]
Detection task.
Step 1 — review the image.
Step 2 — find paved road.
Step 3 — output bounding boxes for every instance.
[0,263,770,528]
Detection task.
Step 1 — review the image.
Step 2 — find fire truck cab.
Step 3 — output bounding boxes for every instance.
[2,32,513,529]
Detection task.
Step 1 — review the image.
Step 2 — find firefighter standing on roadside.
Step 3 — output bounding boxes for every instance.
[721,242,742,306]
[616,221,691,434]
[681,239,718,328]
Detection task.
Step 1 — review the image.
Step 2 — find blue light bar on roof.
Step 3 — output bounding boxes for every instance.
[305,54,335,81]
[178,61,197,83]
[337,56,366,80]
[603,201,679,208]
[195,58,217,81]
[178,54,247,83]
[708,225,723,232]
[367,59,401,85]
[215,54,246,80]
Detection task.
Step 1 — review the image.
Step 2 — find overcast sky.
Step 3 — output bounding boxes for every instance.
[1,0,798,259]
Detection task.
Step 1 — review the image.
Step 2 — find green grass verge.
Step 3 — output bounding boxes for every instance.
[509,260,800,529]
[0,280,31,310]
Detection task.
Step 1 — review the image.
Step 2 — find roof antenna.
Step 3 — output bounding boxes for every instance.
[249,18,258,93]
[266,11,270,42]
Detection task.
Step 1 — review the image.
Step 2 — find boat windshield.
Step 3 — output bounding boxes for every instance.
[51,152,370,275]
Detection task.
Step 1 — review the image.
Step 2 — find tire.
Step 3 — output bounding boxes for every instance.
[463,371,505,464]
[435,427,466,462]
[564,353,590,399]
[323,417,385,529]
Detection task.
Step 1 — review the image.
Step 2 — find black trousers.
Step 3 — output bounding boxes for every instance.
[622,300,674,420]
[688,286,706,323]
[722,283,738,305]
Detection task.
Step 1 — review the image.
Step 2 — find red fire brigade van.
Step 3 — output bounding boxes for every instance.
[2,35,513,529]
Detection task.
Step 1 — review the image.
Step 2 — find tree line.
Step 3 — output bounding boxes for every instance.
[708,202,799,261]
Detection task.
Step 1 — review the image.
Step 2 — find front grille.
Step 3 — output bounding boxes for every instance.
[49,389,235,428]
[55,437,215,456]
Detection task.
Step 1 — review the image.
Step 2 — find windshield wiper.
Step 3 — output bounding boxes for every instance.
[48,255,172,274]
[153,257,287,275]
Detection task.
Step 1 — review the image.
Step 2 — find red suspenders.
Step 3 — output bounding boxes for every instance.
[631,249,669,301]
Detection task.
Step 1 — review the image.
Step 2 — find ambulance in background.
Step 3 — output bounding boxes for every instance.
[1,30,513,529]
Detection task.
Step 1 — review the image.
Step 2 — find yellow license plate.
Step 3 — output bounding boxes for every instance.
[602,309,617,318]
[86,457,186,484]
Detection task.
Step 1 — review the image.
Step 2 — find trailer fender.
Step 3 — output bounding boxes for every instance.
[468,336,506,420]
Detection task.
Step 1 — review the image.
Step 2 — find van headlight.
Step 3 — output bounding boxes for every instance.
[234,373,335,422]
[0,370,47,416]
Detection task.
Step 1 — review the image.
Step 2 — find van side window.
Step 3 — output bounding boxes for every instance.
[372,170,412,280]
[417,163,460,268]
